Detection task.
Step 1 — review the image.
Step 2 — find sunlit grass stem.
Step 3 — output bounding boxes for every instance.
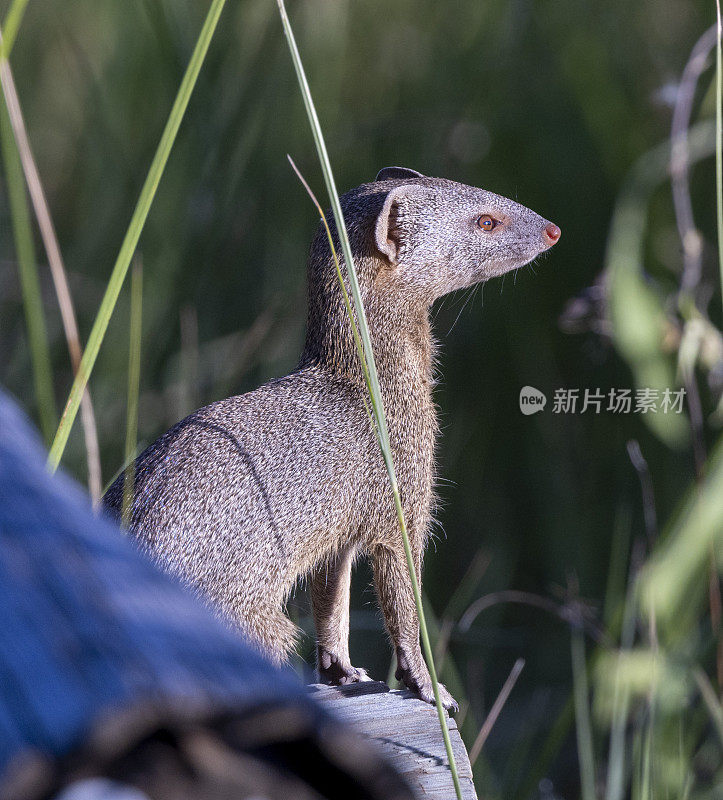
[1,0,30,59]
[275,3,463,798]
[286,156,374,427]
[47,0,228,472]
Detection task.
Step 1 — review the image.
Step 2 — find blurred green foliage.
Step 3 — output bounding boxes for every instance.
[1,1,722,798]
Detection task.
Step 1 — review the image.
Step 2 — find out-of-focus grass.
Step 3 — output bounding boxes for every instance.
[605,122,715,447]
[639,437,723,630]
[581,21,723,797]
[47,0,229,472]
[0,98,55,443]
[571,626,596,800]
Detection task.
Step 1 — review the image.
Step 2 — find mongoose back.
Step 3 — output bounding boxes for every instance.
[103,167,561,710]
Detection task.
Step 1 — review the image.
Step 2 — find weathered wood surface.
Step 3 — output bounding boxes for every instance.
[309,681,478,800]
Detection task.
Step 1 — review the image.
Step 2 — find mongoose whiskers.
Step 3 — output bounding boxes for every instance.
[103,167,561,710]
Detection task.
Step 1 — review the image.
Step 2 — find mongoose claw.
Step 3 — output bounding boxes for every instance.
[418,682,459,714]
[396,664,459,714]
[318,648,373,686]
[433,684,460,714]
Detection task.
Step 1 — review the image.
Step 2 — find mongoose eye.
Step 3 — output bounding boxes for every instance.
[477,215,499,232]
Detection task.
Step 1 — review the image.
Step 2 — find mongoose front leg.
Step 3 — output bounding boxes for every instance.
[372,543,458,712]
[311,546,370,685]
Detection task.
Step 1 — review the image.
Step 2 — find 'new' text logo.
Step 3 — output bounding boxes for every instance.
[519,386,547,415]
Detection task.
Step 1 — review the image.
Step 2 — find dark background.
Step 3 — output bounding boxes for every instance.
[1,1,720,797]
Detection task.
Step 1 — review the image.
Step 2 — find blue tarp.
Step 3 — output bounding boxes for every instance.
[0,390,319,776]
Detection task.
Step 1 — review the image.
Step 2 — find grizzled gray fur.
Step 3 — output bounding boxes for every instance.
[104,167,560,711]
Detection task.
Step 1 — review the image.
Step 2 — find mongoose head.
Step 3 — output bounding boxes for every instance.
[304,167,560,369]
[367,166,560,301]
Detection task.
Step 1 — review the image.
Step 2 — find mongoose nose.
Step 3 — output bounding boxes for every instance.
[543,223,561,247]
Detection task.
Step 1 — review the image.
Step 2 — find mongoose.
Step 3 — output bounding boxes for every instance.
[103,167,560,711]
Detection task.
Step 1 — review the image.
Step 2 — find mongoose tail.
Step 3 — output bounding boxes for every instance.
[103,167,559,712]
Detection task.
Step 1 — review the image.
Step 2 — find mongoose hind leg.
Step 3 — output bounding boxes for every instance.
[372,543,458,713]
[311,545,371,685]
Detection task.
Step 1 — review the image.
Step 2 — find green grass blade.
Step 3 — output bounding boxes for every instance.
[604,574,637,800]
[275,1,390,455]
[571,626,597,800]
[122,260,143,528]
[276,4,463,798]
[47,0,228,472]
[286,155,375,427]
[1,0,30,59]
[0,97,56,443]
[717,0,723,316]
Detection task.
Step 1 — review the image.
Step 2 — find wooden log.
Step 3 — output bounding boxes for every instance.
[309,681,478,800]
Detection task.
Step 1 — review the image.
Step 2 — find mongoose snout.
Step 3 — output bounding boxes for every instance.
[103,166,559,713]
[543,222,562,247]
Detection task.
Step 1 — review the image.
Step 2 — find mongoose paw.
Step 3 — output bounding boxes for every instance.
[318,648,372,686]
[396,664,459,714]
[432,683,459,714]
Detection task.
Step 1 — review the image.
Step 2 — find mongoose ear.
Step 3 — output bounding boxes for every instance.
[375,185,417,264]
[375,166,424,182]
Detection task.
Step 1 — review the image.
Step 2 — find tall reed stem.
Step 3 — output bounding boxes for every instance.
[276,3,463,797]
[47,0,228,473]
